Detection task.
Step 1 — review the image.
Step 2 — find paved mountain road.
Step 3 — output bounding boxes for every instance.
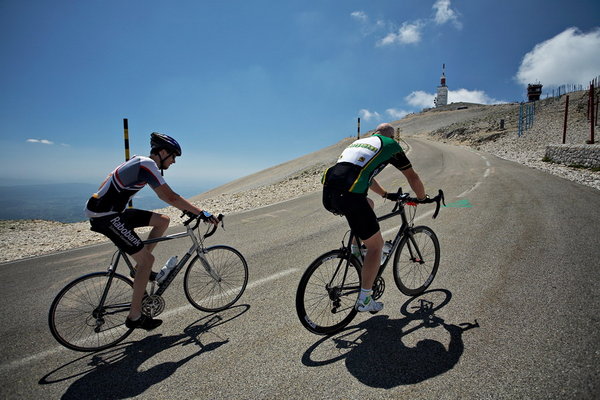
[1,138,598,399]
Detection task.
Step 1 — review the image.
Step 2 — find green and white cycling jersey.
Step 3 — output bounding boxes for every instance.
[322,134,412,194]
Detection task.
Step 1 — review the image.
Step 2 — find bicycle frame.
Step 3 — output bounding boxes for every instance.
[296,189,443,335]
[101,223,208,306]
[325,202,416,306]
[346,200,417,275]
[49,211,251,351]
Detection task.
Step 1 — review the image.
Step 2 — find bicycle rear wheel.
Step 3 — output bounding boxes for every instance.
[393,226,440,296]
[48,272,134,352]
[296,250,361,335]
[184,245,248,312]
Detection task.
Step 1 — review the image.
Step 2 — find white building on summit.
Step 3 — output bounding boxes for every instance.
[435,64,448,107]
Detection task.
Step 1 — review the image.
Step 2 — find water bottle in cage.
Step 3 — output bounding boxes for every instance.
[156,256,178,285]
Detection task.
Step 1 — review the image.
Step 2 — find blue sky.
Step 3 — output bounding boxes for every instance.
[1,0,599,191]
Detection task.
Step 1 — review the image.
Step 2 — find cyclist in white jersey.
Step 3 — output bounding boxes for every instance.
[85,132,218,331]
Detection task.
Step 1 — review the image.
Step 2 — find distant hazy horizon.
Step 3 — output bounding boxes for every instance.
[0,182,210,223]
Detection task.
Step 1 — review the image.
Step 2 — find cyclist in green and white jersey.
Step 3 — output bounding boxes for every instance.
[322,123,428,312]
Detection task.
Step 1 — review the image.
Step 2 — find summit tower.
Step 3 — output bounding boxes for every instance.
[435,64,448,107]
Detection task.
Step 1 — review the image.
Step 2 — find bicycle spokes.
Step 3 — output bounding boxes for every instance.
[296,250,361,335]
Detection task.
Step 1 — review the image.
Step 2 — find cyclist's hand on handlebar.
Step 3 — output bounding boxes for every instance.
[385,191,430,203]
[199,210,219,225]
[181,210,217,226]
[383,192,401,202]
[416,194,433,203]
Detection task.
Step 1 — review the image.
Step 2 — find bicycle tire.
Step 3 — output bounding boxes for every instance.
[48,272,134,352]
[296,249,361,335]
[183,245,248,312]
[393,226,440,296]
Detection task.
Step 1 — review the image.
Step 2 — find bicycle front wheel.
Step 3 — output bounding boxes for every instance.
[184,245,248,312]
[393,226,440,296]
[48,272,134,352]
[295,250,361,335]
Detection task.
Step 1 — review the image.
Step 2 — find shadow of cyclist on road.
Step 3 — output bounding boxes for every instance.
[40,305,248,400]
[302,290,479,389]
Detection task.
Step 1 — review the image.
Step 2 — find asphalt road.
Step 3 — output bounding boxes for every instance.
[1,138,599,399]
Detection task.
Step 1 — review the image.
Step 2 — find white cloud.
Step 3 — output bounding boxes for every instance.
[26,139,54,145]
[405,91,436,108]
[448,89,503,104]
[516,27,600,87]
[386,108,410,120]
[377,22,423,46]
[350,11,367,23]
[433,0,462,29]
[359,109,382,121]
[405,89,503,109]
[350,10,385,36]
[355,1,462,47]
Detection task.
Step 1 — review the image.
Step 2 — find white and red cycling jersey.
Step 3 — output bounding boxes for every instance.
[85,156,166,218]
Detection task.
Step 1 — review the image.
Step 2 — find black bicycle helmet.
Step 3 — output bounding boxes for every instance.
[150,132,182,156]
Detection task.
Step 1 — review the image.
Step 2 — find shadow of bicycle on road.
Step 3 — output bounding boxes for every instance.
[301,289,479,389]
[39,304,249,399]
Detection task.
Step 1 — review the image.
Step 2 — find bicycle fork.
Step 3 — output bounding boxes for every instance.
[190,231,222,282]
[196,250,222,282]
[406,230,425,264]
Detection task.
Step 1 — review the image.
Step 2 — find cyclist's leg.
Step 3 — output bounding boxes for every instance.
[91,210,162,329]
[361,230,383,290]
[342,195,381,289]
[122,209,169,253]
[144,213,170,253]
[127,247,162,330]
[360,196,382,288]
[129,247,155,319]
[353,197,375,247]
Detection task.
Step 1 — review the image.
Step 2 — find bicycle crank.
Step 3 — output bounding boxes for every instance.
[372,277,385,300]
[142,294,166,317]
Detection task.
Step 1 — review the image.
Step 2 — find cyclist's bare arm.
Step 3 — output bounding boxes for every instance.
[370,169,426,200]
[369,179,387,197]
[400,168,426,200]
[154,184,218,224]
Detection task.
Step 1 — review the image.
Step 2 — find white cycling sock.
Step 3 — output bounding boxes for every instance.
[359,288,372,302]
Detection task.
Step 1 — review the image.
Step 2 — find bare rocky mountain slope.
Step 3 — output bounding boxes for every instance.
[2,90,598,263]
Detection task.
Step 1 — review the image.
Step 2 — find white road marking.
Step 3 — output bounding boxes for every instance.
[163,268,297,318]
[458,153,491,198]
[0,268,298,372]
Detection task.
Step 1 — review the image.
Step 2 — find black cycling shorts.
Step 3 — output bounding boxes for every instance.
[89,209,154,255]
[322,186,379,241]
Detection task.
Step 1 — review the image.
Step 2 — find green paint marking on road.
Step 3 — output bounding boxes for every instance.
[444,199,473,208]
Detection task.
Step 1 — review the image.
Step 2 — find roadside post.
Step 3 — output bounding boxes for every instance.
[123,118,133,207]
[589,83,595,144]
[562,95,569,144]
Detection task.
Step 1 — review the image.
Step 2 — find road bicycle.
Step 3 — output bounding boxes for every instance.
[296,188,445,335]
[48,212,249,352]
